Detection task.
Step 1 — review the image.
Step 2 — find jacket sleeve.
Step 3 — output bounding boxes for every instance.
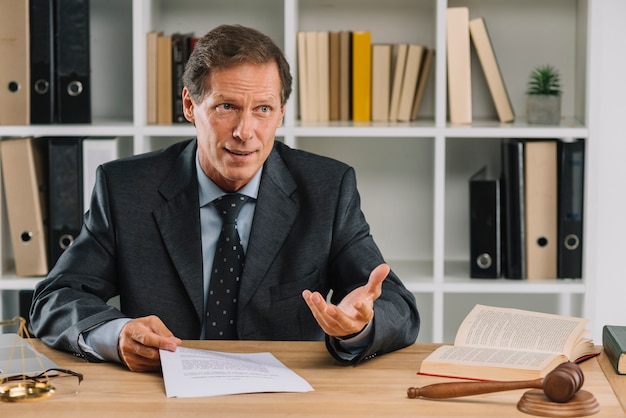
[29,165,126,359]
[322,167,420,364]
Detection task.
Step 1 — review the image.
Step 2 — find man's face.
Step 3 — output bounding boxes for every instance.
[183,62,285,192]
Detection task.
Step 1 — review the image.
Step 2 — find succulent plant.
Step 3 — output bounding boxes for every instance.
[527,64,562,96]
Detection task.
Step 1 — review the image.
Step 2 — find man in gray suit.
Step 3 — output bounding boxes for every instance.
[30,24,419,372]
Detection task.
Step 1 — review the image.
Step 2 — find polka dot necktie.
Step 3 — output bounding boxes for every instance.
[205,193,249,339]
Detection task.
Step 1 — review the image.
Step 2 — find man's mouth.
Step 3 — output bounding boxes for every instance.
[227,149,252,156]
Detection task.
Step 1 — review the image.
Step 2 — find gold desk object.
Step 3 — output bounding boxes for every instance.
[0,317,55,403]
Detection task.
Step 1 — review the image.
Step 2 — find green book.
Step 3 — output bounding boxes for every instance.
[603,325,626,375]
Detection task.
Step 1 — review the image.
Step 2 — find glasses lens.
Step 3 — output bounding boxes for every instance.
[48,374,80,397]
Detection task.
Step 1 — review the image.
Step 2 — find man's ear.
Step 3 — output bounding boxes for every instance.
[182,87,195,124]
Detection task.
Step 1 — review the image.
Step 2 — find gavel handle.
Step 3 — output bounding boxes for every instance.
[408,378,544,399]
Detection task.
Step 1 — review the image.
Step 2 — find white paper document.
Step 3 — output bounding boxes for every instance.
[159,346,314,398]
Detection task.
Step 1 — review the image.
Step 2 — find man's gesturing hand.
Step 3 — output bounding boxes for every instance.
[302,263,389,338]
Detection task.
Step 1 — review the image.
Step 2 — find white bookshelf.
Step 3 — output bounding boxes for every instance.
[1,0,624,344]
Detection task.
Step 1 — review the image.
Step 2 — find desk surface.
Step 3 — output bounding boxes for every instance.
[3,340,625,417]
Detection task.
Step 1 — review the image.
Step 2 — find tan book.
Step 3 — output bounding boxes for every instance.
[146,31,162,125]
[305,31,319,122]
[419,304,597,381]
[446,7,472,124]
[0,0,29,125]
[371,44,392,122]
[0,137,49,276]
[469,17,514,123]
[156,34,173,125]
[397,44,425,122]
[524,140,558,279]
[388,43,408,122]
[329,32,340,121]
[317,31,330,122]
[410,47,434,121]
[339,31,352,121]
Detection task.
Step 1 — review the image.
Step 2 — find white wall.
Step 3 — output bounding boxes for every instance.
[585,0,626,342]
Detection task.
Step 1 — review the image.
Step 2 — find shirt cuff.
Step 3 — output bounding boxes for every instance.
[79,318,131,363]
[333,320,374,360]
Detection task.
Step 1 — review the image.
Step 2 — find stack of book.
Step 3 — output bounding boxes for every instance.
[446,7,515,125]
[146,31,198,125]
[469,139,585,280]
[296,31,434,123]
[0,0,92,125]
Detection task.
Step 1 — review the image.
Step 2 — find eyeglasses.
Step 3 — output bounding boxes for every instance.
[0,368,83,402]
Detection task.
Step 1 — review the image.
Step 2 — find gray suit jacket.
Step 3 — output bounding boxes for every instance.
[31,139,419,364]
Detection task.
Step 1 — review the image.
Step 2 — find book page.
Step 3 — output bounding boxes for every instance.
[425,345,563,370]
[454,305,587,356]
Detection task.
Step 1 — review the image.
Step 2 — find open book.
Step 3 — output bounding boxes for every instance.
[419,305,598,381]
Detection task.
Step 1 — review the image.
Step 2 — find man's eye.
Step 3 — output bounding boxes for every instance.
[219,103,233,110]
[259,105,270,113]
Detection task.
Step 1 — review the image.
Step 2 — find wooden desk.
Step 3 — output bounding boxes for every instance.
[3,341,625,417]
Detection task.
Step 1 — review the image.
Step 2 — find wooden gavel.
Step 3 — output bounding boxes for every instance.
[408,362,584,403]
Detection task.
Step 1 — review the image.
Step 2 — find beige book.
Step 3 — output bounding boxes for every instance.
[410,47,434,121]
[0,138,49,276]
[397,44,425,122]
[317,31,330,122]
[446,7,472,124]
[469,17,514,123]
[146,31,162,124]
[0,0,29,125]
[388,43,408,122]
[371,44,392,122]
[525,140,558,279]
[156,34,173,125]
[419,304,597,381]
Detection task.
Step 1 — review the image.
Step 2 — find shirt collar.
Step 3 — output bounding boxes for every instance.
[196,150,262,207]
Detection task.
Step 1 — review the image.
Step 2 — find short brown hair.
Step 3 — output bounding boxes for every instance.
[182,24,292,106]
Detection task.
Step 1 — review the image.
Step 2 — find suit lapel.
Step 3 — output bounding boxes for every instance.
[152,140,205,321]
[239,148,298,310]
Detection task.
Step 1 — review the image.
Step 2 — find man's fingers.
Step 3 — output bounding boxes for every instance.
[366,263,390,295]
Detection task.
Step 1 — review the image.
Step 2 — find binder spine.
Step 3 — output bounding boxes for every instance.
[557,139,585,278]
[30,0,55,124]
[48,138,84,268]
[469,166,502,278]
[55,0,91,124]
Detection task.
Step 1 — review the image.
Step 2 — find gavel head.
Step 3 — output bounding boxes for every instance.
[542,362,584,403]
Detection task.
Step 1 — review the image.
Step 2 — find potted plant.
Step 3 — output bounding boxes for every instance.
[526,64,562,125]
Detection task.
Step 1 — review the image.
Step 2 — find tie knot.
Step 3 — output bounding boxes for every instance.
[214,193,249,224]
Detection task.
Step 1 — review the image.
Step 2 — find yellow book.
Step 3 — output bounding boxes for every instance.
[352,31,371,122]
